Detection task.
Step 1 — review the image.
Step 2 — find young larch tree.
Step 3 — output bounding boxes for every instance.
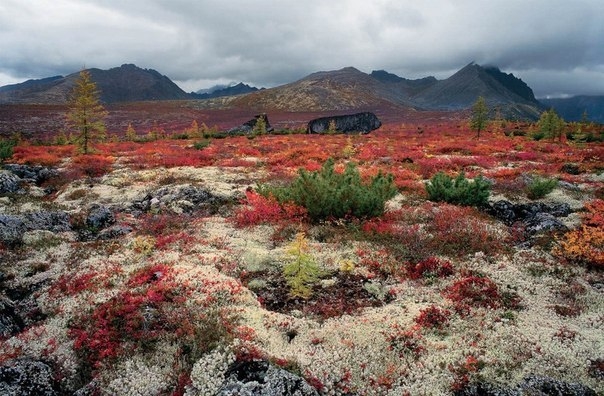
[470,96,489,138]
[66,70,108,154]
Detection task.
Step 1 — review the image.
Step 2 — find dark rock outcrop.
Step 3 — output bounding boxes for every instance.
[307,112,381,134]
[3,164,57,185]
[488,200,571,228]
[0,171,21,195]
[0,359,59,396]
[487,200,572,245]
[0,296,24,338]
[456,375,597,395]
[227,114,274,135]
[0,211,71,246]
[217,361,319,396]
[130,185,226,215]
[85,205,115,230]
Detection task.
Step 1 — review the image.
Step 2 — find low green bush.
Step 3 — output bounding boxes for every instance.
[526,176,558,199]
[0,138,16,162]
[259,158,397,222]
[425,172,491,207]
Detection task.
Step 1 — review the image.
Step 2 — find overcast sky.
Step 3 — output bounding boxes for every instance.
[1,0,603,98]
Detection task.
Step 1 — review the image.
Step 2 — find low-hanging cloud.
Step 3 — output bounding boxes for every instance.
[0,0,602,97]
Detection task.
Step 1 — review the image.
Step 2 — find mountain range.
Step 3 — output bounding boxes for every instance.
[0,63,601,122]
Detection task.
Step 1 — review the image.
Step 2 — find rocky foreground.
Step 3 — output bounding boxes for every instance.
[0,136,603,395]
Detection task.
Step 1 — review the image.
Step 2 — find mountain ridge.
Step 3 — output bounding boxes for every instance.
[2,62,596,121]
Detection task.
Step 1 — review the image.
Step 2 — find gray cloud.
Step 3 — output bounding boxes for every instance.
[0,0,602,97]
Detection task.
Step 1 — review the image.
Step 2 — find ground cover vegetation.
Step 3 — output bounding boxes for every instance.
[0,110,603,395]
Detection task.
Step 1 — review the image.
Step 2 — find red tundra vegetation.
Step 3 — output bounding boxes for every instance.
[0,113,602,395]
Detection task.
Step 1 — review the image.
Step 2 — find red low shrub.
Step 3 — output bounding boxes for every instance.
[233,190,306,227]
[68,154,114,178]
[444,275,501,313]
[407,257,454,280]
[414,305,452,330]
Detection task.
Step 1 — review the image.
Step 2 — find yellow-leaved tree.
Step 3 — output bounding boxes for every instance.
[66,70,108,154]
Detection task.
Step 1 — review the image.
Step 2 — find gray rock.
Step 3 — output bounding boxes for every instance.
[0,215,26,246]
[0,211,71,247]
[85,205,115,230]
[130,185,225,214]
[520,374,597,395]
[456,375,597,396]
[217,361,319,396]
[0,296,23,338]
[524,212,568,235]
[0,171,21,195]
[3,164,58,184]
[0,359,58,396]
[22,211,71,233]
[97,225,132,240]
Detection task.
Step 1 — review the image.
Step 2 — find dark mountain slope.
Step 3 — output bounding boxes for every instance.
[540,95,604,123]
[192,83,258,99]
[0,64,190,104]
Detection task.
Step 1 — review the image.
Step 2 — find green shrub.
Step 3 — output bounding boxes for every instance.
[260,158,397,222]
[425,172,491,207]
[193,139,211,150]
[0,138,16,162]
[526,176,558,199]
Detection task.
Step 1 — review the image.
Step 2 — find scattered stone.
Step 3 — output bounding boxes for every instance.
[560,163,582,175]
[457,375,597,396]
[217,360,319,396]
[0,296,24,338]
[130,185,226,214]
[0,215,27,247]
[85,205,115,230]
[0,171,22,195]
[21,211,72,234]
[520,374,597,395]
[0,211,71,247]
[2,164,58,184]
[96,225,133,240]
[487,200,571,227]
[0,359,59,396]
[307,112,381,134]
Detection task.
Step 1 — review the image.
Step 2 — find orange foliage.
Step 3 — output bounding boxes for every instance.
[555,200,604,269]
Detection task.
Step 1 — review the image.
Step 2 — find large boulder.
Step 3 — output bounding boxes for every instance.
[217,360,319,396]
[227,114,274,135]
[307,112,381,134]
[0,359,59,396]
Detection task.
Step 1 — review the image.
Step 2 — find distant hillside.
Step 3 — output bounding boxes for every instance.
[230,66,415,112]
[0,64,191,104]
[408,62,543,119]
[0,62,553,120]
[192,83,259,99]
[540,96,604,123]
[229,64,543,119]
